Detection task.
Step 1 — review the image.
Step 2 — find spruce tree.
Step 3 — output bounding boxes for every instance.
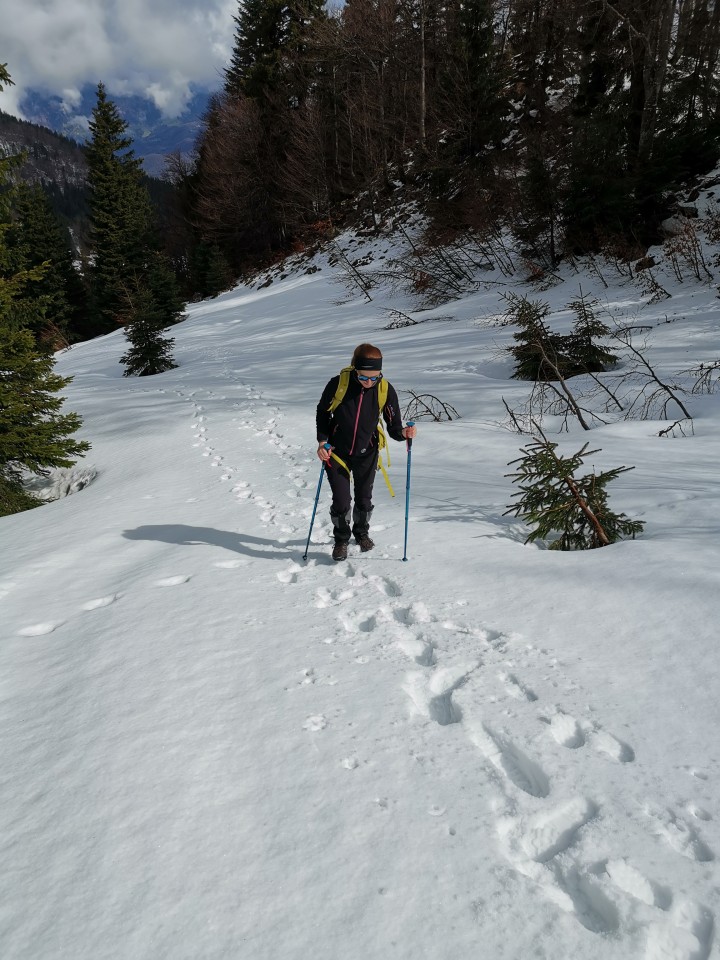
[507,293,617,381]
[0,327,91,515]
[6,184,89,347]
[506,293,564,381]
[453,0,507,157]
[565,291,618,377]
[118,268,177,377]
[0,67,91,516]
[225,0,325,102]
[86,83,149,334]
[86,84,182,373]
[505,433,644,550]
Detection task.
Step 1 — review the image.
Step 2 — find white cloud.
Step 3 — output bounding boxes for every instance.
[60,88,83,113]
[0,0,236,119]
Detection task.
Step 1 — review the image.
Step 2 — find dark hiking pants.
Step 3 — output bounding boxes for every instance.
[325,450,378,543]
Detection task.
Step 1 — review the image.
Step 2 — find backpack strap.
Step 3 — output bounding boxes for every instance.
[328,366,355,413]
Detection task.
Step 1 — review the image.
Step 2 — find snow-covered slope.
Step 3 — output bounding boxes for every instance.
[1,224,719,960]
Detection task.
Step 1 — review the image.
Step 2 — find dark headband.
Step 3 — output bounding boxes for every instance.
[355,357,382,371]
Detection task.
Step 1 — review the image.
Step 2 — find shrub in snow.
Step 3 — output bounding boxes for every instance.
[507,292,616,382]
[505,431,644,550]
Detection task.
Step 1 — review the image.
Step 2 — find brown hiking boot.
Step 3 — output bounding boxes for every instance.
[355,534,374,552]
[332,542,348,561]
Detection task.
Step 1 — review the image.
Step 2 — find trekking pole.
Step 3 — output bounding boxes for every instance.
[303,444,331,561]
[402,422,415,562]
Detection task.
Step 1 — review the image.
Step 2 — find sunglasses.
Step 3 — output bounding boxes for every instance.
[357,373,382,383]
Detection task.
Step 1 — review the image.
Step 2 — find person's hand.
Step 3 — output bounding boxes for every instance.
[317,443,332,461]
[402,425,417,440]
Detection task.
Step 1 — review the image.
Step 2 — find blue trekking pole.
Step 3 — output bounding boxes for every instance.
[402,422,415,561]
[303,444,331,561]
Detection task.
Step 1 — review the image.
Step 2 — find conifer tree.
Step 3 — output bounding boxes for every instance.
[0,327,91,515]
[507,293,617,381]
[506,293,564,381]
[7,184,89,347]
[118,267,177,377]
[565,291,618,377]
[443,0,507,159]
[191,242,233,298]
[0,67,90,516]
[86,84,182,373]
[505,431,644,550]
[86,83,150,334]
[225,0,325,102]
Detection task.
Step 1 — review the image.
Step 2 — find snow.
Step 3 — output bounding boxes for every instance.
[1,219,719,959]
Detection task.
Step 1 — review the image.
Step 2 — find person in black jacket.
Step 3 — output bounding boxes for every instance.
[316,343,417,561]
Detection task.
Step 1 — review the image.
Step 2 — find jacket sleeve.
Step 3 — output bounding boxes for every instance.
[383,382,406,442]
[316,376,339,443]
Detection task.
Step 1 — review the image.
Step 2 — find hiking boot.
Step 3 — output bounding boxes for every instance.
[355,534,374,552]
[332,541,348,562]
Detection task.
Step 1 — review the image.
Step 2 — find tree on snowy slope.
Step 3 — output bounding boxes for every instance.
[6,184,89,348]
[118,266,178,377]
[505,429,644,550]
[86,84,182,372]
[0,68,90,516]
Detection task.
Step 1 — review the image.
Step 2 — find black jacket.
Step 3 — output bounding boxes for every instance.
[316,374,406,457]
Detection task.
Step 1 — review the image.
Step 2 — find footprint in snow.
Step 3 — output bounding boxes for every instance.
[500,796,598,865]
[403,663,478,726]
[17,621,64,637]
[589,727,635,763]
[395,636,435,666]
[314,586,355,608]
[541,709,585,749]
[467,721,551,799]
[213,558,250,569]
[393,602,432,626]
[368,575,401,597]
[155,576,191,587]
[337,609,377,634]
[686,803,712,822]
[277,562,302,584]
[547,863,621,936]
[645,899,714,960]
[303,715,327,732]
[604,858,672,910]
[500,798,620,936]
[644,803,714,862]
[81,594,120,611]
[499,670,538,703]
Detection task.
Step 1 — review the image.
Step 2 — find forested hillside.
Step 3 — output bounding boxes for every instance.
[178,0,720,276]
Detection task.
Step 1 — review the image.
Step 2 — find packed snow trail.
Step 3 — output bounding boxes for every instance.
[1,252,719,959]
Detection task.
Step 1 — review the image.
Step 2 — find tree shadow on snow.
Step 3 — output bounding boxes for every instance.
[122,524,306,561]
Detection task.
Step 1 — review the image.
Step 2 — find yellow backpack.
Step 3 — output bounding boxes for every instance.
[327,366,394,496]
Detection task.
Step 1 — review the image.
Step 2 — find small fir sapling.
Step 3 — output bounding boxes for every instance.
[505,429,644,549]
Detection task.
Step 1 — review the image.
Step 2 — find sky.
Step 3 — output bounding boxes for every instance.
[0,187,718,957]
[0,0,237,119]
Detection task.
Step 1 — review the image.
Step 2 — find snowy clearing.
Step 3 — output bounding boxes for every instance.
[1,221,719,959]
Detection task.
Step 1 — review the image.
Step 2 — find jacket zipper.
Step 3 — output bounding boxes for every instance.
[349,390,364,455]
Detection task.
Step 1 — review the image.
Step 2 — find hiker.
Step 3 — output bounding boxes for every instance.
[316,343,417,561]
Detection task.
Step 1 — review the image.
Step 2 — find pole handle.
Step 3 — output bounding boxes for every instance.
[405,421,415,450]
